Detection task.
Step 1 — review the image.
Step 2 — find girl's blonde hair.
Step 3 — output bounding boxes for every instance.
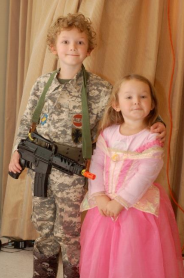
[47,13,97,51]
[98,74,158,136]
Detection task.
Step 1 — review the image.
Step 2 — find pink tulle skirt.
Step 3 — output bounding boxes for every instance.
[80,184,184,278]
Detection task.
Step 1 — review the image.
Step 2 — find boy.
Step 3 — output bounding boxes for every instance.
[9,13,165,278]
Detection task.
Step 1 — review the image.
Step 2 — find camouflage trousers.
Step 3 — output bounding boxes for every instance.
[30,168,85,277]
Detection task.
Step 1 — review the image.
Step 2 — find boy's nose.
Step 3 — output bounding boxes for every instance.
[70,43,76,50]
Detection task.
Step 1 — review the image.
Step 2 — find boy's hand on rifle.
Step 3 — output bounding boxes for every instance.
[95,195,111,217]
[9,151,21,173]
[105,199,124,220]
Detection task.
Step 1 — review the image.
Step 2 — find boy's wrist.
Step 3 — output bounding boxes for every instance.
[155,115,166,127]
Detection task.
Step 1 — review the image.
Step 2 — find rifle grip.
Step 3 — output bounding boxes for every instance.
[34,173,48,197]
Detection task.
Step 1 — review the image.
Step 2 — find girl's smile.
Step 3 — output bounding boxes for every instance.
[115,79,154,124]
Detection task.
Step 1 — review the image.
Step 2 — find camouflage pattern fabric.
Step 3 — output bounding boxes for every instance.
[14,68,112,150]
[31,169,85,276]
[33,250,59,277]
[14,67,112,276]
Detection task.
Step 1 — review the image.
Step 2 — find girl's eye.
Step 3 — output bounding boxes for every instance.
[126,96,132,99]
[78,41,84,45]
[141,95,147,98]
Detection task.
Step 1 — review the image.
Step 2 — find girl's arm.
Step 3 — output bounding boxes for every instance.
[88,145,106,197]
[88,144,112,215]
[95,195,111,216]
[114,137,164,209]
[105,199,124,219]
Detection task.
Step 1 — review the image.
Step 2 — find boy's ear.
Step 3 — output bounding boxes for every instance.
[86,49,92,57]
[50,45,57,55]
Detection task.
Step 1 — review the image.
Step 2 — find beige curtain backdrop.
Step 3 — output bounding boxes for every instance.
[1,0,184,251]
[0,0,10,220]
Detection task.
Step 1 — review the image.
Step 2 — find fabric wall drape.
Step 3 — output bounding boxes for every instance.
[1,0,184,251]
[0,0,10,219]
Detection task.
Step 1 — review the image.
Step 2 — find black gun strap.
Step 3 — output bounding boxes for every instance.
[31,66,92,160]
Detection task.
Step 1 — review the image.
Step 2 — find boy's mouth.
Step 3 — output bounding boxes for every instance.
[67,54,79,56]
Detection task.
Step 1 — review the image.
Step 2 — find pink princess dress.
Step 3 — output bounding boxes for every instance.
[79,125,184,278]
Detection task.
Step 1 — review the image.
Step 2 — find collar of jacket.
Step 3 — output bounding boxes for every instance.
[51,66,86,89]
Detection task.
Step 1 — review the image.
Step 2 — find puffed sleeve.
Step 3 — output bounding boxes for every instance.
[87,138,106,198]
[114,135,164,208]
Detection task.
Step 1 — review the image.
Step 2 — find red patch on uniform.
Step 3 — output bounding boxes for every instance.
[73,114,82,127]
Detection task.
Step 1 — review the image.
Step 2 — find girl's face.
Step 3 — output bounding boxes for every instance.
[51,27,91,68]
[114,79,154,123]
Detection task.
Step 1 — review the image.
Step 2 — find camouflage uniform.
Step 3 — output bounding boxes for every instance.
[14,68,112,277]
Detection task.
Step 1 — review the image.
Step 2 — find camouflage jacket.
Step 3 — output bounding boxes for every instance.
[14,68,112,151]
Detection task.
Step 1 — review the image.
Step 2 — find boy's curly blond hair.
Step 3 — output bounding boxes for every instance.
[47,13,97,51]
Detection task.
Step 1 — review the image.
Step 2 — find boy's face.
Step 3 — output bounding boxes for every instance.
[51,27,91,68]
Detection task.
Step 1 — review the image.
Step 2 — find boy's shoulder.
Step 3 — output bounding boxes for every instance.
[36,70,112,88]
[88,71,113,88]
[36,70,57,83]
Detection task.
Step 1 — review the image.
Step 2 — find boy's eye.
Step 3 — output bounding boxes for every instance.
[62,40,69,44]
[78,41,84,45]
[126,96,132,99]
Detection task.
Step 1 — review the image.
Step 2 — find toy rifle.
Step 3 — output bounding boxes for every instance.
[8,132,95,197]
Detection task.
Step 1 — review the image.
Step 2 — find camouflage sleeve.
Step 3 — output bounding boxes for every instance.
[96,83,112,123]
[154,115,166,126]
[90,77,112,142]
[13,75,49,152]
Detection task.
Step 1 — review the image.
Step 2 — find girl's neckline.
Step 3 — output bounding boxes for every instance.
[118,125,149,137]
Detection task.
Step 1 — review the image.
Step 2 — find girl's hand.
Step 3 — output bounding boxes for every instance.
[150,122,166,144]
[9,151,22,173]
[95,195,111,217]
[105,199,124,220]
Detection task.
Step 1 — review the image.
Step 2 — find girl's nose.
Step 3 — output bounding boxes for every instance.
[134,98,139,104]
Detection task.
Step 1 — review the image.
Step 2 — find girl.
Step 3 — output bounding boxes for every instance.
[79,74,184,278]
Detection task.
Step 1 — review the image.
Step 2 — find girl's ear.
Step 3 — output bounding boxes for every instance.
[151,102,155,110]
[112,101,121,112]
